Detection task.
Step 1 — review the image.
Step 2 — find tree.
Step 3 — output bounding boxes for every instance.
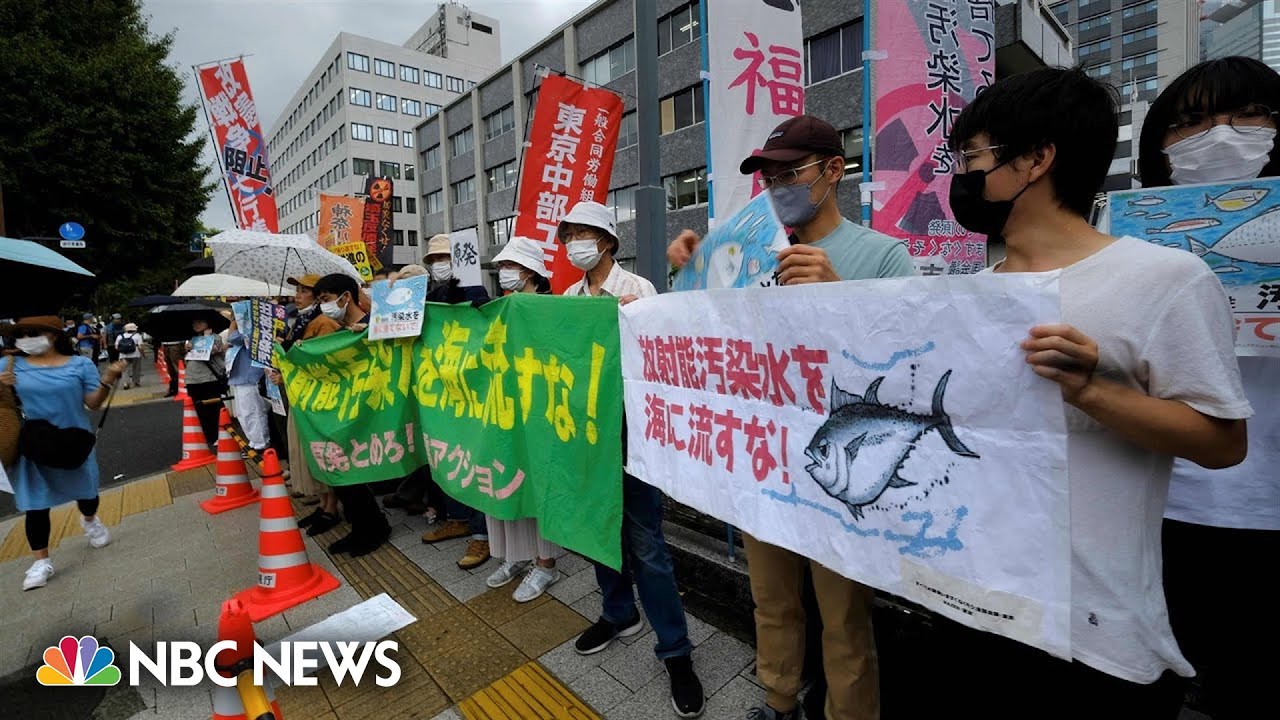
[0,0,216,315]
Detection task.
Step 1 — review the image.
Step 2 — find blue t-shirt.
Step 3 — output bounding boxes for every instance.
[9,355,101,510]
[809,218,917,280]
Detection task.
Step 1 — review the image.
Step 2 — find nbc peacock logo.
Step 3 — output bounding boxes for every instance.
[37,636,121,687]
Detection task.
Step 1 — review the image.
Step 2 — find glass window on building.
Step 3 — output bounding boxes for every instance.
[664,167,709,209]
[452,176,476,204]
[405,165,415,181]
[380,161,401,179]
[402,98,422,116]
[353,157,375,176]
[406,197,417,214]
[425,103,442,117]
[447,75,466,93]
[485,105,516,140]
[806,20,864,85]
[487,160,518,192]
[403,131,415,148]
[347,52,369,72]
[376,93,397,112]
[450,127,474,156]
[378,127,399,145]
[617,112,639,150]
[375,59,395,77]
[425,190,443,214]
[841,127,870,174]
[408,230,419,245]
[581,37,636,86]
[658,1,703,56]
[351,123,374,142]
[392,197,403,213]
[350,88,371,107]
[394,229,405,246]
[659,84,705,134]
[424,145,441,170]
[400,65,420,84]
[491,217,513,245]
[607,186,637,222]
[425,70,443,88]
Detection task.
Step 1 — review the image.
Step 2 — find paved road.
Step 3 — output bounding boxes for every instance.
[0,400,181,521]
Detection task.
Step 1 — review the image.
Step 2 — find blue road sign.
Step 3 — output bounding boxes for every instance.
[59,222,85,241]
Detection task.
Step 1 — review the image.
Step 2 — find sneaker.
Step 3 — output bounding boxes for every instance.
[80,517,111,548]
[574,613,643,655]
[23,559,54,591]
[666,655,705,718]
[421,519,470,544]
[457,540,490,570]
[748,706,799,720]
[486,560,530,588]
[513,566,560,603]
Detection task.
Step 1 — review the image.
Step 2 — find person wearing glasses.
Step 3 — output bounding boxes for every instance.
[1134,56,1279,720]
[668,114,915,720]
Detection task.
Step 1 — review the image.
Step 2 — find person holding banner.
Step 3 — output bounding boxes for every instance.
[1134,56,1280,720]
[423,234,491,306]
[937,67,1251,715]
[560,201,707,719]
[225,315,269,453]
[668,115,915,720]
[184,318,226,447]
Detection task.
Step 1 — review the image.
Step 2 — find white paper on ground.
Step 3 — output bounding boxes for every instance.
[261,592,417,688]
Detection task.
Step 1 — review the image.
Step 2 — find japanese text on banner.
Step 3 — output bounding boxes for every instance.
[196,59,279,232]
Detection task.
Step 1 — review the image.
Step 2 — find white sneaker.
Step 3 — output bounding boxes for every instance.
[23,560,53,591]
[80,516,111,548]
[513,566,561,603]
[486,560,529,588]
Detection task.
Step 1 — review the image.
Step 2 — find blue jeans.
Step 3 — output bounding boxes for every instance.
[593,473,692,660]
[445,496,487,539]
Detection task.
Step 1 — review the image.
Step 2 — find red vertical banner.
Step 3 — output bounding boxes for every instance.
[196,59,279,232]
[513,74,625,294]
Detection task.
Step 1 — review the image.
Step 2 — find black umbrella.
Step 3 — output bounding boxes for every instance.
[143,303,230,342]
[128,294,183,308]
[182,256,216,276]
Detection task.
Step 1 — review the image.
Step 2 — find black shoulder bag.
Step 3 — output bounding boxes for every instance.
[19,381,115,470]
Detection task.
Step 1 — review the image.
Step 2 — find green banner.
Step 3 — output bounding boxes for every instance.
[278,293,624,569]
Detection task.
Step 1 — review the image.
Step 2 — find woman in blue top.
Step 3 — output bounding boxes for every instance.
[0,316,126,591]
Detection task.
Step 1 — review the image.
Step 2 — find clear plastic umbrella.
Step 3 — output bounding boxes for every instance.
[204,230,362,289]
[173,273,294,298]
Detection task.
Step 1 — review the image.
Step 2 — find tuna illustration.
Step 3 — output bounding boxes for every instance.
[1147,212,1172,220]
[803,370,979,520]
[1129,196,1166,207]
[1189,206,1280,265]
[1205,187,1269,212]
[1147,218,1222,234]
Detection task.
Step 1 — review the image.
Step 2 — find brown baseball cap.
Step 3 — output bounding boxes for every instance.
[739,115,845,175]
[287,274,322,289]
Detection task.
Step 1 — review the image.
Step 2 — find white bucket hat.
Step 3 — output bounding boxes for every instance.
[492,236,549,276]
[558,201,617,249]
[426,234,451,257]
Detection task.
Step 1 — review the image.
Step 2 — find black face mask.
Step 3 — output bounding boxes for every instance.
[949,160,1031,237]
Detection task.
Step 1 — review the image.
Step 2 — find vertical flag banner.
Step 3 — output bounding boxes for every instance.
[362,176,395,271]
[328,241,374,281]
[706,0,805,224]
[870,0,995,275]
[319,194,367,248]
[513,74,624,294]
[250,299,286,367]
[450,228,482,287]
[196,59,279,232]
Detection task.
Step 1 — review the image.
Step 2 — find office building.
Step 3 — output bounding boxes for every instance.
[266,2,501,264]
[1200,0,1280,75]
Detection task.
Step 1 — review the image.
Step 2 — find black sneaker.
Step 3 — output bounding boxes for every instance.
[666,655,705,718]
[573,614,643,655]
[297,508,325,528]
[305,512,341,537]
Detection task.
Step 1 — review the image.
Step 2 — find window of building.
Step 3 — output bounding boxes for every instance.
[400,65,420,84]
[392,196,403,213]
[446,75,466,93]
[378,127,399,145]
[659,84,705,134]
[491,217,513,245]
[607,186,637,223]
[1122,1,1157,18]
[450,127,474,156]
[424,145,441,170]
[657,1,702,56]
[1078,13,1112,31]
[403,131,415,148]
[380,161,401,179]
[1120,51,1158,72]
[406,196,417,214]
[350,87,371,107]
[664,167,708,209]
[806,20,863,85]
[394,229,405,246]
[351,123,374,142]
[425,190,443,214]
[376,93,397,112]
[402,98,421,116]
[347,52,369,72]
[581,37,636,86]
[484,104,516,140]
[487,160,518,192]
[1080,38,1112,55]
[408,230,419,245]
[841,127,869,174]
[353,157,375,176]
[617,112,639,150]
[1086,62,1113,78]
[405,165,415,181]
[425,103,442,117]
[452,176,476,204]
[374,59,395,77]
[1122,26,1158,45]
[473,21,493,34]
[425,70,443,89]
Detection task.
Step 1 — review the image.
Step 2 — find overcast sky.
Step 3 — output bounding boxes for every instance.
[141,0,593,230]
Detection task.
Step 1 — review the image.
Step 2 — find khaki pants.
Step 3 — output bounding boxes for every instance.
[744,534,879,719]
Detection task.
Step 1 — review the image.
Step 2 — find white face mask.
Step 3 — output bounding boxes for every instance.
[567,239,604,271]
[15,336,52,356]
[1165,125,1276,185]
[429,262,453,282]
[498,268,526,292]
[319,299,346,321]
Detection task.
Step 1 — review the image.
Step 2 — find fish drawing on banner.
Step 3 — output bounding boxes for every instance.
[1188,205,1280,266]
[1204,186,1269,212]
[1147,218,1222,234]
[1129,196,1166,207]
[1146,212,1171,220]
[803,369,979,520]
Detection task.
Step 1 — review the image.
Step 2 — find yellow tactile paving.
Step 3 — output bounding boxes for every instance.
[120,474,172,518]
[0,472,164,562]
[459,662,600,720]
[96,486,125,526]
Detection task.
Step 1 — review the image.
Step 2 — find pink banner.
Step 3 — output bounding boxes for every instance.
[197,59,279,232]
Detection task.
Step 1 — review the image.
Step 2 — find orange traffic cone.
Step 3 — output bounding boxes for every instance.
[201,408,260,515]
[156,358,170,386]
[233,450,340,622]
[173,361,189,402]
[212,598,283,720]
[171,396,216,472]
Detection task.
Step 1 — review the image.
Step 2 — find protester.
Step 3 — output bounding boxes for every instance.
[162,339,185,398]
[75,313,100,362]
[560,200,705,718]
[184,317,226,446]
[310,272,391,556]
[0,317,126,590]
[424,234,490,304]
[103,313,123,362]
[668,114,914,720]
[225,316,269,453]
[931,66,1251,716]
[114,322,144,389]
[1133,56,1280,720]
[480,236,563,602]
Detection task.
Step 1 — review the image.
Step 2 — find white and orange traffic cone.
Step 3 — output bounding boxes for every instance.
[233,450,340,622]
[173,361,189,402]
[201,408,260,515]
[212,598,283,720]
[156,357,170,386]
[171,396,216,472]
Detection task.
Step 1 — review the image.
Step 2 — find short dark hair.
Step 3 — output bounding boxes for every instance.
[1138,56,1280,188]
[949,66,1118,217]
[312,273,360,300]
[52,332,75,356]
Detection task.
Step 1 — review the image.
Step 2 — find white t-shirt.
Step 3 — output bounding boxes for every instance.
[1166,357,1280,530]
[114,332,143,359]
[993,236,1252,683]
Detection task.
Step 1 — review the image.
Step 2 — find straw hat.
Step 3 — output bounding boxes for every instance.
[0,315,64,336]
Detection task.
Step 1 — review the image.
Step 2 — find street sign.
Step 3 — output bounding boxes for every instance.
[59,239,86,249]
[59,222,85,241]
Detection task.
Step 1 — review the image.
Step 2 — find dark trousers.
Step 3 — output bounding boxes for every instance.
[164,344,184,395]
[186,381,224,445]
[391,464,446,510]
[334,484,389,537]
[1164,518,1280,720]
[26,498,100,551]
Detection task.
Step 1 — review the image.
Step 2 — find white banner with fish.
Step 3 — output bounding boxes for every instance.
[1107,177,1280,357]
[619,274,1071,658]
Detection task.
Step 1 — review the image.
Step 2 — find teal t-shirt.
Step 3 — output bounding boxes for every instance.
[809,218,917,280]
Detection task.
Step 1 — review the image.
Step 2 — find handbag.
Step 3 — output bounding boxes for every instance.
[16,379,115,470]
[0,382,18,467]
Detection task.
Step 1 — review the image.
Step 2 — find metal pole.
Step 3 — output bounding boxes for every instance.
[633,0,668,291]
